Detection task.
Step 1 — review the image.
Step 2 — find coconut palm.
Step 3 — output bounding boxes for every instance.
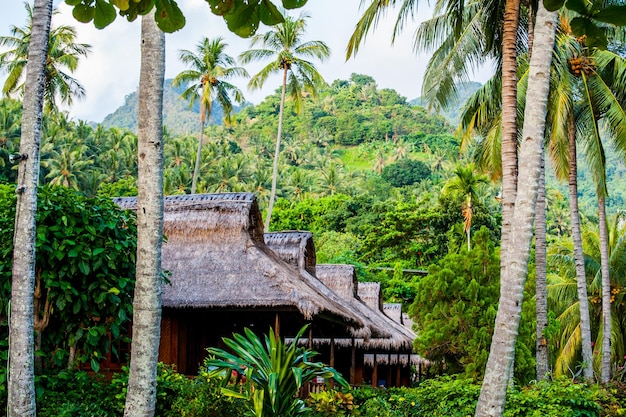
[172,37,248,194]
[0,2,90,111]
[41,144,93,189]
[123,13,165,417]
[239,11,330,232]
[444,164,489,251]
[477,6,557,414]
[547,212,626,378]
[8,0,53,415]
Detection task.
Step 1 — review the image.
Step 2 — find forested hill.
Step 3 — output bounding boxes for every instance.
[233,73,456,153]
[100,79,246,135]
[410,81,482,125]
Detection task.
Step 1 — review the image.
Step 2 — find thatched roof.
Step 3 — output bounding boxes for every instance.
[312,264,416,350]
[358,282,384,312]
[363,353,429,367]
[265,235,388,339]
[383,303,403,324]
[113,193,365,333]
[264,231,316,276]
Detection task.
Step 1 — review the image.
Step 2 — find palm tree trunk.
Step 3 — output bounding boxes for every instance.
[191,117,206,194]
[598,193,611,383]
[567,115,594,382]
[8,0,52,415]
[264,66,288,233]
[475,5,557,416]
[123,13,165,417]
[535,152,549,380]
[499,0,521,280]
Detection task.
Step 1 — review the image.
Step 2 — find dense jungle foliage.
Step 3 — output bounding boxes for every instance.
[2,72,626,382]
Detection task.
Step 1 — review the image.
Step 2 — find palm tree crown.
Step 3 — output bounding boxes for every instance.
[172,36,248,194]
[239,10,330,114]
[0,2,91,111]
[239,10,330,232]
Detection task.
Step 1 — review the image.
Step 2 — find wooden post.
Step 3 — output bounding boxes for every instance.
[372,353,377,387]
[330,337,335,367]
[308,324,313,349]
[395,354,401,387]
[350,338,356,385]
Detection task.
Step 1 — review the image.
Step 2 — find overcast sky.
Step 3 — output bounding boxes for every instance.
[1,0,492,123]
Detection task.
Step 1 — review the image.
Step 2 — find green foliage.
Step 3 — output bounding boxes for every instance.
[36,370,121,417]
[66,0,309,34]
[505,377,602,417]
[33,363,247,417]
[542,0,626,49]
[0,184,136,372]
[409,227,501,378]
[307,390,356,417]
[96,176,138,197]
[381,159,431,187]
[205,325,348,417]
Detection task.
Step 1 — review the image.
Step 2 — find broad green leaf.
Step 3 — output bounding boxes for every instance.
[111,0,131,10]
[585,20,608,50]
[570,16,589,37]
[137,0,156,15]
[72,4,96,23]
[543,0,565,11]
[155,0,186,32]
[94,0,117,29]
[90,357,100,373]
[259,0,284,26]
[282,0,307,9]
[564,0,587,15]
[78,260,91,275]
[224,1,260,38]
[108,287,121,295]
[206,0,235,16]
[65,0,83,6]
[594,5,626,26]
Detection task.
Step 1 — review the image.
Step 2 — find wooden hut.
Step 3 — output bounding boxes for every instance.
[264,231,389,339]
[114,193,366,375]
[293,264,422,387]
[356,281,427,386]
[265,232,395,385]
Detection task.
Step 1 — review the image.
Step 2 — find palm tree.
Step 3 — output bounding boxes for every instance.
[123,12,165,417]
[0,2,90,111]
[547,213,626,378]
[444,164,489,251]
[239,11,330,232]
[8,0,53,415]
[41,144,93,189]
[172,37,247,194]
[476,6,558,415]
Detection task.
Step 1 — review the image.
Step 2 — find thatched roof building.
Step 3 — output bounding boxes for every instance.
[315,265,415,350]
[264,232,388,339]
[113,193,369,374]
[311,264,425,387]
[114,193,363,328]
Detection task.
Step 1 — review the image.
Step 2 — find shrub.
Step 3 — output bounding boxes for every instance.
[505,378,602,417]
[37,370,121,417]
[381,159,430,188]
[307,389,356,417]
